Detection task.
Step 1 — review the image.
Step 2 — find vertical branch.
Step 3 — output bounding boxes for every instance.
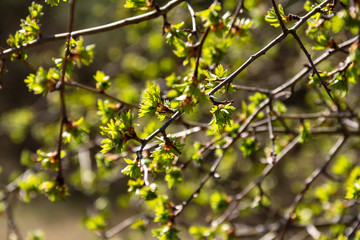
[0,58,5,89]
[270,0,288,33]
[192,27,210,82]
[278,136,347,240]
[186,0,197,37]
[266,103,276,163]
[56,0,76,182]
[290,31,333,101]
[137,111,182,186]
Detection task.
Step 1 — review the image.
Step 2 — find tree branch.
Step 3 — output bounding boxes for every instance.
[0,0,186,60]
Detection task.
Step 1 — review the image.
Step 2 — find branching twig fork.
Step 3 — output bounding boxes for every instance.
[0,0,186,60]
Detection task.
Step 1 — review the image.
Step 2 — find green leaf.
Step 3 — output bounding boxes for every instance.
[100,111,136,153]
[265,4,287,27]
[124,0,153,10]
[209,103,235,132]
[122,158,141,179]
[240,137,258,157]
[139,83,171,120]
[84,214,106,230]
[39,179,69,202]
[332,156,352,175]
[151,137,184,171]
[298,121,311,143]
[165,167,182,188]
[189,225,215,239]
[45,0,68,7]
[140,183,158,201]
[153,196,171,224]
[153,226,180,240]
[210,192,229,212]
[346,179,360,200]
[94,71,111,91]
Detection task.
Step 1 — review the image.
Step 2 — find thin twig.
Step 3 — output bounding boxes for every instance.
[137,111,182,185]
[266,103,276,163]
[290,31,333,101]
[232,84,271,94]
[346,213,360,239]
[4,197,23,240]
[192,27,210,81]
[55,0,76,182]
[0,58,5,89]
[278,136,347,240]
[65,80,139,109]
[271,35,358,95]
[225,0,245,38]
[174,151,225,217]
[105,214,146,239]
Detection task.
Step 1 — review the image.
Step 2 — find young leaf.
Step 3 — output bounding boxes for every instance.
[209,103,235,132]
[94,71,111,91]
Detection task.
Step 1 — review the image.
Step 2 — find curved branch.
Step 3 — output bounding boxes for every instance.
[0,0,185,60]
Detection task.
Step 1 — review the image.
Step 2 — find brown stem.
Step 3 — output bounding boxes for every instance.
[290,30,333,101]
[55,0,76,180]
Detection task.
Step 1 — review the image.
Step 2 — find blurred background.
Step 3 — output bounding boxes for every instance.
[0,0,358,239]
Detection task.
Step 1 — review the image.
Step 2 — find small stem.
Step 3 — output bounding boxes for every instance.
[290,30,333,101]
[137,111,182,185]
[192,27,210,81]
[56,0,76,180]
[270,0,288,33]
[225,0,245,38]
[266,103,276,163]
[186,0,198,38]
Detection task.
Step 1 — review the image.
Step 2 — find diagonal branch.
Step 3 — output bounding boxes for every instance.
[278,136,347,239]
[174,151,225,217]
[271,35,359,95]
[225,0,245,38]
[207,0,331,96]
[290,31,333,101]
[212,136,301,227]
[270,0,288,33]
[65,80,139,109]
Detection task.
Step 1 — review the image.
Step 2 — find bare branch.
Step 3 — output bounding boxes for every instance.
[55,0,77,182]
